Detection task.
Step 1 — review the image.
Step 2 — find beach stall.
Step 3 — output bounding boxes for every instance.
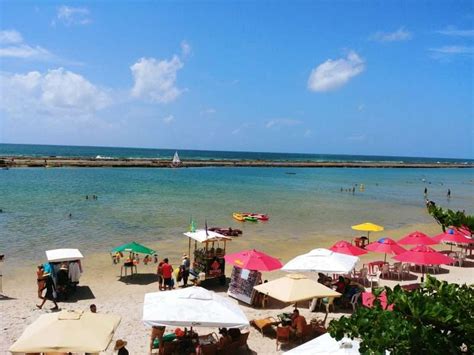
[224,249,282,305]
[46,248,84,262]
[183,229,231,285]
[9,310,121,354]
[111,241,156,277]
[45,248,84,299]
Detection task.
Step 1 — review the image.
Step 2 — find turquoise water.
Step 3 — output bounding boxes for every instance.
[1,167,472,260]
[1,143,472,163]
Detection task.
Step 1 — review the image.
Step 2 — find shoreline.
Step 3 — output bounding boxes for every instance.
[1,156,473,168]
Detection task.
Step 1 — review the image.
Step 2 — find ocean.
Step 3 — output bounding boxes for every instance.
[0,144,473,262]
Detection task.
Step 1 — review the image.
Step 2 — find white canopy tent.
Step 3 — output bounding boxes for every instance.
[143,286,249,328]
[282,248,359,274]
[284,333,360,354]
[9,310,120,353]
[184,229,231,243]
[46,248,83,262]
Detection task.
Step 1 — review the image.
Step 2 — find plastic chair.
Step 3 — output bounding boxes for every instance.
[380,264,391,279]
[276,326,291,350]
[354,267,368,285]
[367,271,381,288]
[350,291,362,311]
[390,262,403,280]
[320,297,335,313]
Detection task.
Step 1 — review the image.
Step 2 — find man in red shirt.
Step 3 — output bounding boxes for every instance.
[161,258,174,290]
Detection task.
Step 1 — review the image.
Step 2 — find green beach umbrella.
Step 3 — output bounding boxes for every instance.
[112,241,155,255]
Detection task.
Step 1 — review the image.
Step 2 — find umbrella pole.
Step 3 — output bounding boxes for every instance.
[384,253,387,263]
[367,231,370,244]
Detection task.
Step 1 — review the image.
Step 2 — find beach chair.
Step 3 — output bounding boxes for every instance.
[390,262,403,280]
[276,326,291,351]
[250,317,279,336]
[237,331,250,351]
[354,267,368,286]
[367,271,381,288]
[320,296,335,313]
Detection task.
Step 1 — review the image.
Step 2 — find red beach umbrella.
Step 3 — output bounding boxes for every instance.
[224,249,282,271]
[394,245,455,281]
[398,231,437,246]
[365,237,406,262]
[330,240,367,256]
[433,228,473,248]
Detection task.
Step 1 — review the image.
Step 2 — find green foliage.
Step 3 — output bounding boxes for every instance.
[427,203,474,233]
[328,276,474,354]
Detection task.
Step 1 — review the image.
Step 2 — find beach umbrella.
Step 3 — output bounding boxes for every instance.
[433,228,473,250]
[282,248,359,274]
[284,332,360,354]
[111,241,156,255]
[397,231,437,246]
[351,222,384,243]
[9,310,121,353]
[143,286,249,328]
[224,249,282,271]
[330,240,368,256]
[253,274,341,304]
[365,237,406,262]
[394,245,455,281]
[46,248,84,262]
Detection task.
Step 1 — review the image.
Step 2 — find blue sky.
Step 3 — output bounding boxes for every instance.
[0,1,472,158]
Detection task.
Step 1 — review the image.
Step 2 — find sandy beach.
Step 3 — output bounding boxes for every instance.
[2,222,473,354]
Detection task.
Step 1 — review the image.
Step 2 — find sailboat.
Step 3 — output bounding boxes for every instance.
[171,151,181,167]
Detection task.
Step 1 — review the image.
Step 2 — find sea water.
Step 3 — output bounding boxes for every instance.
[0,163,472,260]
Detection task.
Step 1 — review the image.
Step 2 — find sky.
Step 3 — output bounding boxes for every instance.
[0,1,473,159]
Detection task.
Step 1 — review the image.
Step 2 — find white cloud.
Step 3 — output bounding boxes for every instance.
[200,108,216,115]
[55,6,91,26]
[370,27,413,42]
[429,46,474,55]
[265,119,302,129]
[307,51,365,92]
[0,68,110,118]
[0,30,23,44]
[130,56,184,103]
[0,29,53,60]
[437,26,474,37]
[180,40,192,57]
[162,115,175,124]
[357,104,365,112]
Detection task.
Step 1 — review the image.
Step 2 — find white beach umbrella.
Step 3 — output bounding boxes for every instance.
[284,333,360,354]
[45,248,83,262]
[143,286,249,328]
[184,229,231,243]
[282,248,359,274]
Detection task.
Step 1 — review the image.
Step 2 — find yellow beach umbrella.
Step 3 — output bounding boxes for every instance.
[351,222,384,243]
[253,273,341,305]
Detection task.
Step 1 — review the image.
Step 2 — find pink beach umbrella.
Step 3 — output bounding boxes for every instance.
[397,231,437,246]
[330,240,368,256]
[365,237,406,262]
[224,249,282,271]
[394,245,455,281]
[433,228,473,250]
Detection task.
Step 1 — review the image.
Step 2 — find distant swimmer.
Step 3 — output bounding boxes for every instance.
[86,195,89,200]
[424,187,428,196]
[447,189,451,198]
[352,186,355,194]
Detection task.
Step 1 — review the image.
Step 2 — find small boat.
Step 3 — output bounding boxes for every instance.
[233,213,245,222]
[242,212,269,221]
[244,215,258,222]
[170,151,181,167]
[209,227,243,237]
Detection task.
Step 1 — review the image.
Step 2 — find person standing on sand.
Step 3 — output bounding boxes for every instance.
[161,258,173,290]
[150,326,165,354]
[181,254,190,287]
[36,265,46,299]
[157,261,164,290]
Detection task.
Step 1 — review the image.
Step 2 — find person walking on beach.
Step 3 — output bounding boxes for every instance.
[161,258,173,290]
[36,273,58,310]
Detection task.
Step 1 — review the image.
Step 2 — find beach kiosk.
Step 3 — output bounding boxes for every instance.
[183,229,231,286]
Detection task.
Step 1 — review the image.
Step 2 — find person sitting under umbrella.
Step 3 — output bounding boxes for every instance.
[290,309,307,338]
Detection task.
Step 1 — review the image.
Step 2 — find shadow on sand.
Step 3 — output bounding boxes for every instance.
[118,272,158,285]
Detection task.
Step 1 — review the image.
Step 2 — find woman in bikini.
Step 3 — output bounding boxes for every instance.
[36,265,46,299]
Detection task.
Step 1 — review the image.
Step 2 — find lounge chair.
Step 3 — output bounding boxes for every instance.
[380,264,391,279]
[250,316,279,336]
[276,326,291,351]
